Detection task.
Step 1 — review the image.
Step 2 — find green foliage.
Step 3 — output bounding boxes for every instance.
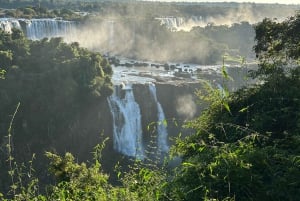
[2,103,43,201]
[4,6,82,20]
[166,13,300,201]
[121,163,168,201]
[254,12,300,78]
[0,68,6,79]
[0,29,113,136]
[2,5,300,201]
[45,152,113,201]
[167,80,300,200]
[43,137,138,201]
[0,50,13,70]
[0,28,113,193]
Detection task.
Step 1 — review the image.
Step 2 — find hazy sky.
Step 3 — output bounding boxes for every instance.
[149,0,300,4]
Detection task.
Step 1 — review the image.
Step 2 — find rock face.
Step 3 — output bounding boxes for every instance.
[57,81,202,162]
[55,98,113,161]
[107,82,201,156]
[36,81,201,178]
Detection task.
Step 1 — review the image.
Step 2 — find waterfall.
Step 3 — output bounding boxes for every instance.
[0,18,76,40]
[107,84,144,159]
[25,19,76,40]
[148,83,169,153]
[156,17,185,31]
[0,18,21,33]
[156,16,205,31]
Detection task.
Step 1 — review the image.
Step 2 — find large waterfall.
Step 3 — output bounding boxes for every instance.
[107,84,144,159]
[148,83,169,153]
[0,18,76,40]
[26,19,76,40]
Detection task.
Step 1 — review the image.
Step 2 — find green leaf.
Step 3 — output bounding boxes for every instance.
[239,106,249,113]
[182,162,195,167]
[0,69,6,79]
[172,118,178,127]
[221,64,233,81]
[223,102,231,114]
[162,119,168,127]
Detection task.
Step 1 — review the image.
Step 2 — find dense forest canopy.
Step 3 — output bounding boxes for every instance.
[1,6,83,20]
[0,28,113,193]
[1,1,299,20]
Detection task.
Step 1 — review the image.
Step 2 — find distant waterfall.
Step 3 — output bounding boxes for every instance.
[108,84,144,159]
[25,19,76,40]
[0,18,21,33]
[156,16,204,31]
[148,83,169,153]
[0,18,76,40]
[156,17,185,31]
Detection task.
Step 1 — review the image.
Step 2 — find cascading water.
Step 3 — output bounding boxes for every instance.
[25,19,76,40]
[0,18,21,33]
[0,18,76,40]
[156,17,185,31]
[148,83,169,153]
[107,84,145,159]
[156,16,205,31]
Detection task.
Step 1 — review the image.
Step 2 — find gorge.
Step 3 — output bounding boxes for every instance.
[0,15,256,165]
[0,17,207,160]
[0,14,251,178]
[1,2,300,199]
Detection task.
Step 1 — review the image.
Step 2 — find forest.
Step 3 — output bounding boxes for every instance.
[0,2,300,201]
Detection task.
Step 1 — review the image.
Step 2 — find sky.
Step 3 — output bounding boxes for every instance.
[149,0,300,4]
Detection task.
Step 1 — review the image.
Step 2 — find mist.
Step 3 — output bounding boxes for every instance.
[65,17,224,64]
[176,95,197,120]
[158,4,295,31]
[63,3,297,64]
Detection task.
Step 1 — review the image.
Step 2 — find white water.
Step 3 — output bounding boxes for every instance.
[148,83,169,153]
[107,84,144,159]
[156,16,207,32]
[25,19,76,40]
[0,18,76,40]
[0,18,21,33]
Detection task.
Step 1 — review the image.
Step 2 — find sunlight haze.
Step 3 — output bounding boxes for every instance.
[146,0,299,4]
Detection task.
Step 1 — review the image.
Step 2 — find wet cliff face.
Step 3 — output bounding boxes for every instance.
[49,82,203,178]
[55,99,113,160]
[156,82,203,139]
[156,82,202,120]
[133,82,202,145]
[2,82,202,181]
[62,82,202,160]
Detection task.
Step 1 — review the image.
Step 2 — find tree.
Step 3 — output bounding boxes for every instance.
[0,29,113,193]
[166,13,300,201]
[254,12,300,78]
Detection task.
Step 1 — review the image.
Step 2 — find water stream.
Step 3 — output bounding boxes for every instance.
[148,83,169,153]
[107,84,145,159]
